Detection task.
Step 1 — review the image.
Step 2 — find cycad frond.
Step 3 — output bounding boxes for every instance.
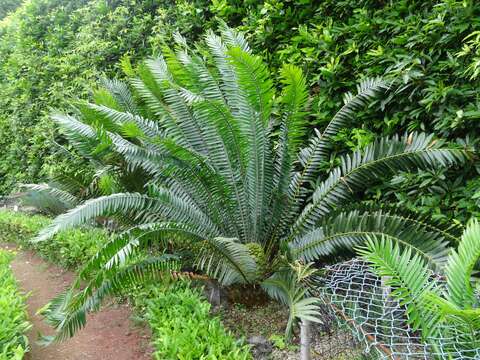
[292,133,466,236]
[34,191,219,243]
[21,183,80,215]
[291,78,392,195]
[290,210,452,270]
[262,267,321,339]
[86,103,164,139]
[357,236,442,339]
[195,237,257,285]
[444,219,480,308]
[100,78,139,115]
[52,113,99,158]
[279,64,309,157]
[41,255,180,343]
[219,20,251,53]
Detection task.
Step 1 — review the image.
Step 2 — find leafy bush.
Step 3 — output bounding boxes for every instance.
[0,210,107,269]
[0,250,30,360]
[0,0,21,19]
[0,210,49,243]
[137,282,251,360]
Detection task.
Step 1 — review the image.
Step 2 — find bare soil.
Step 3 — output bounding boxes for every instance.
[2,244,152,360]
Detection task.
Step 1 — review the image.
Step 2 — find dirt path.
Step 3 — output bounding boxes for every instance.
[2,244,152,360]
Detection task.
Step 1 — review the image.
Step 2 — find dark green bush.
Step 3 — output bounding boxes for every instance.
[0,250,30,360]
[0,210,108,269]
[134,282,251,360]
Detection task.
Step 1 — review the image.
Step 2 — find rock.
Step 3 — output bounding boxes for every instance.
[247,335,273,359]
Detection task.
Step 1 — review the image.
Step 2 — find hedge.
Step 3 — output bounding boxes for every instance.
[0,210,108,269]
[133,282,251,360]
[0,249,30,360]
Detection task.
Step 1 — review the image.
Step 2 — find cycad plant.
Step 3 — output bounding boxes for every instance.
[358,220,480,356]
[35,24,467,342]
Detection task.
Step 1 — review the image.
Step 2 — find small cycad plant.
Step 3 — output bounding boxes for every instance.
[358,220,480,355]
[34,24,467,342]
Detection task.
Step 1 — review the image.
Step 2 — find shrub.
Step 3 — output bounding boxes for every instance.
[0,249,30,360]
[0,210,49,243]
[0,210,107,269]
[138,282,251,360]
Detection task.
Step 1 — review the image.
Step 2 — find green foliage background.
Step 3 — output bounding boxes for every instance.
[0,0,479,224]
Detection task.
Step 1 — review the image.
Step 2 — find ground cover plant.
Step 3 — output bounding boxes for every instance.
[132,281,251,360]
[0,249,31,360]
[32,25,469,344]
[0,210,108,269]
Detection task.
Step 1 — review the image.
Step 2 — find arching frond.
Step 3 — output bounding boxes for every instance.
[291,133,466,236]
[34,191,220,243]
[290,210,452,270]
[287,78,392,214]
[21,183,80,215]
[41,255,181,343]
[444,219,480,308]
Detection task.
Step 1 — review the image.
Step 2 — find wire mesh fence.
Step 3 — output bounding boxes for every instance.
[309,259,480,359]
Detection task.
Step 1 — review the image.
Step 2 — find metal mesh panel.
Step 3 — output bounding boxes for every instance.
[310,259,480,359]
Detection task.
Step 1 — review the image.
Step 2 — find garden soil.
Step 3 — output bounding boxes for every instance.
[2,244,152,360]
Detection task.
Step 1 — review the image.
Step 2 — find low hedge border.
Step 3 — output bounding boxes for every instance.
[0,210,108,269]
[0,249,31,360]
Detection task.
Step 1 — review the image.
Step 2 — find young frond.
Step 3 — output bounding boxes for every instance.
[279,64,309,157]
[444,219,480,308]
[357,236,442,339]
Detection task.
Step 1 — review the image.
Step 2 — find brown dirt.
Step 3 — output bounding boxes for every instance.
[1,244,152,360]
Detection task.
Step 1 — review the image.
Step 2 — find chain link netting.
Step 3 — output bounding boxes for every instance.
[309,259,480,359]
